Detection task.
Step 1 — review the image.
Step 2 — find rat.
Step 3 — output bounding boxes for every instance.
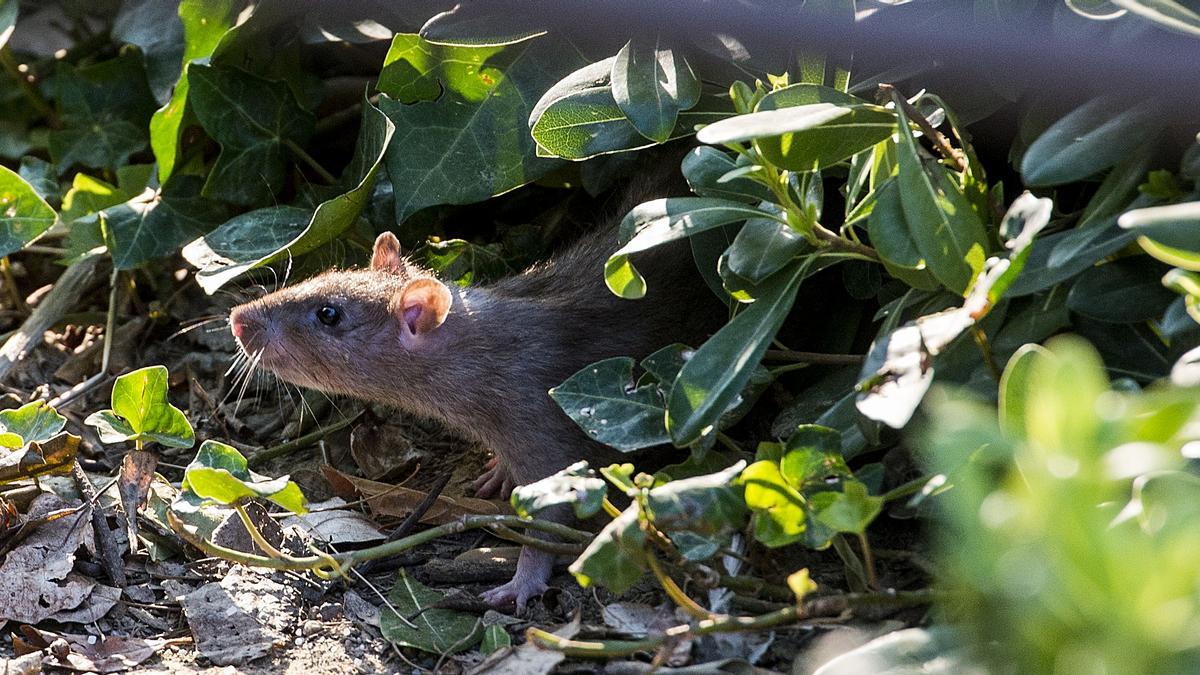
[227,194,724,609]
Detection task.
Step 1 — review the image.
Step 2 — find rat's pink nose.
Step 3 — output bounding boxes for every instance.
[230,317,244,339]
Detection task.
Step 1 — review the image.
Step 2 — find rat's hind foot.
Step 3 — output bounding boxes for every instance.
[480,575,549,613]
[472,457,514,499]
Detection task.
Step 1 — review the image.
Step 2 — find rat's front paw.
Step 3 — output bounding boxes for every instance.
[480,576,549,613]
[472,457,515,499]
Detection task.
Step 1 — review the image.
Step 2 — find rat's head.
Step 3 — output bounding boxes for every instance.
[228,232,453,392]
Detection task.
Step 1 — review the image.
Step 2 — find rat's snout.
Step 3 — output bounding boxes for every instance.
[229,305,266,353]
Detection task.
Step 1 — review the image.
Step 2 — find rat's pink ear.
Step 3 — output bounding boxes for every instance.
[397,278,451,340]
[371,232,404,273]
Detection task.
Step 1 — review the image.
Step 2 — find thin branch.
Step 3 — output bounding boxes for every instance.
[763,350,865,365]
[879,83,967,173]
[248,410,364,467]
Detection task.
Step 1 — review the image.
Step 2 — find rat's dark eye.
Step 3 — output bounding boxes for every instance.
[315,305,342,327]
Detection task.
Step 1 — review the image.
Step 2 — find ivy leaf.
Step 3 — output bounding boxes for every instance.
[510,461,607,519]
[550,358,670,452]
[0,401,66,449]
[741,458,808,547]
[570,506,646,594]
[188,64,315,205]
[418,1,548,47]
[0,164,57,257]
[424,238,509,285]
[102,175,226,269]
[379,34,580,223]
[84,365,195,449]
[809,481,882,534]
[184,99,394,292]
[381,570,482,653]
[611,36,700,143]
[0,432,79,483]
[181,439,306,514]
[150,0,239,183]
[48,53,157,174]
[112,0,185,103]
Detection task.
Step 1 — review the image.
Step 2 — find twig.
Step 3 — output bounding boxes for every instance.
[811,224,881,260]
[763,350,865,365]
[971,325,1002,382]
[0,254,104,384]
[879,83,967,173]
[248,410,364,467]
[356,472,451,575]
[71,462,127,587]
[284,139,338,185]
[488,524,585,556]
[48,270,121,411]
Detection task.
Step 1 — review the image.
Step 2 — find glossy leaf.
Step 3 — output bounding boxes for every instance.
[511,461,608,519]
[84,365,195,448]
[0,432,79,483]
[895,102,988,295]
[667,262,807,445]
[0,0,15,51]
[381,35,579,222]
[1066,257,1174,323]
[0,164,57,257]
[549,358,670,452]
[726,218,809,283]
[181,440,306,514]
[680,146,773,203]
[1021,95,1162,187]
[112,0,185,103]
[49,53,157,173]
[611,37,700,142]
[102,175,225,269]
[0,401,66,449]
[607,197,776,298]
[741,458,808,547]
[570,505,647,594]
[188,64,315,205]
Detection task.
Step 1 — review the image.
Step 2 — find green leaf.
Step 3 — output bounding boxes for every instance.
[185,99,394,292]
[510,461,607,519]
[643,462,748,538]
[611,37,700,143]
[569,505,647,594]
[531,85,726,161]
[779,425,850,488]
[17,157,58,204]
[380,569,482,653]
[480,625,511,655]
[380,35,580,222]
[0,164,57,257]
[181,439,306,514]
[113,0,185,103]
[549,358,670,452]
[377,33,503,104]
[0,432,79,482]
[1066,257,1174,323]
[866,177,940,290]
[741,458,808,547]
[49,53,157,173]
[1020,95,1162,187]
[667,261,807,446]
[102,175,225,269]
[188,64,315,205]
[418,3,548,47]
[0,0,16,51]
[1119,200,1200,255]
[0,401,66,449]
[895,101,988,295]
[84,365,195,448]
[809,481,882,534]
[726,218,809,283]
[680,146,773,203]
[150,0,238,183]
[1110,0,1200,37]
[424,238,509,285]
[998,344,1048,439]
[607,197,775,299]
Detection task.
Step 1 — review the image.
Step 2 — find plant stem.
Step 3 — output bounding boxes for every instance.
[971,325,1003,382]
[601,497,623,519]
[47,268,119,410]
[716,432,742,454]
[284,139,338,185]
[249,410,364,467]
[763,349,865,365]
[0,47,57,125]
[234,502,287,559]
[0,257,26,314]
[882,474,938,503]
[858,532,879,590]
[647,554,713,621]
[880,84,967,173]
[488,525,584,555]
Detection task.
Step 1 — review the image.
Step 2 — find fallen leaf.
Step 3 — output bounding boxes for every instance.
[180,566,300,666]
[0,494,118,624]
[322,466,505,524]
[21,626,176,673]
[379,569,482,654]
[349,421,421,480]
[468,613,581,675]
[281,497,385,545]
[0,433,79,483]
[119,450,157,554]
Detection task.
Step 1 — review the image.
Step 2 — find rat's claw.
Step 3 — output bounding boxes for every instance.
[481,576,549,614]
[473,458,515,499]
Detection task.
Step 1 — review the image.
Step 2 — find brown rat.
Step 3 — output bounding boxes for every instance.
[228,204,723,609]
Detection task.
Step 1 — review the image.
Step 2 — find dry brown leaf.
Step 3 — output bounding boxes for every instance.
[181,567,300,667]
[20,626,178,673]
[0,432,79,483]
[0,494,118,624]
[468,612,581,675]
[118,450,157,554]
[322,466,507,524]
